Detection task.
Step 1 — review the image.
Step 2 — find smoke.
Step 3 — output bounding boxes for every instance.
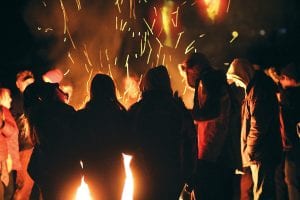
[22,0,289,109]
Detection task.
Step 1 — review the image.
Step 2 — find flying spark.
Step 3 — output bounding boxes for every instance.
[115,0,122,13]
[86,68,94,94]
[116,16,118,30]
[175,31,184,49]
[67,26,76,49]
[83,44,93,66]
[64,69,70,76]
[129,0,136,19]
[99,49,103,68]
[59,0,68,34]
[147,40,152,64]
[155,37,163,66]
[84,64,89,73]
[75,0,82,10]
[68,52,75,64]
[44,28,53,32]
[143,18,153,35]
[227,0,231,12]
[153,7,158,16]
[230,31,239,43]
[185,40,195,54]
[125,54,130,80]
[171,6,179,27]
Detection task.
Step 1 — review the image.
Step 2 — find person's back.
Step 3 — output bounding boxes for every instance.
[129,66,197,200]
[75,74,128,200]
[26,82,79,200]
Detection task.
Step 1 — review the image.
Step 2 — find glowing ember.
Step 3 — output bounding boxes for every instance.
[75,176,92,200]
[121,154,134,200]
[203,0,221,21]
[230,31,239,43]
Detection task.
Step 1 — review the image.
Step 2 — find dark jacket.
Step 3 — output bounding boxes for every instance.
[241,71,282,166]
[192,68,231,162]
[128,91,197,196]
[75,98,128,200]
[279,85,300,153]
[25,82,78,180]
[28,101,76,173]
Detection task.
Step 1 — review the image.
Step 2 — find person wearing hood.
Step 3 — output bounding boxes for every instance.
[181,52,234,200]
[128,65,197,200]
[227,58,282,200]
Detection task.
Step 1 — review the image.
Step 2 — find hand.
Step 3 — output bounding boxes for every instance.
[1,161,9,186]
[1,173,9,187]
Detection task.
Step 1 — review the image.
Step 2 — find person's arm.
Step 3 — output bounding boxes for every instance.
[246,92,275,160]
[192,79,221,121]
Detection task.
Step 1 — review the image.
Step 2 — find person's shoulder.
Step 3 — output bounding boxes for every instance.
[128,100,142,113]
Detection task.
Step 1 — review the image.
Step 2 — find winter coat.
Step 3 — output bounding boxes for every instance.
[28,100,77,181]
[192,68,231,162]
[0,106,21,171]
[241,71,282,166]
[75,98,128,200]
[279,85,300,154]
[129,90,197,186]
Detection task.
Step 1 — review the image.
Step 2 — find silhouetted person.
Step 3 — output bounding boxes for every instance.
[128,65,197,200]
[181,53,233,200]
[227,58,282,200]
[275,62,300,200]
[75,74,128,200]
[25,82,79,200]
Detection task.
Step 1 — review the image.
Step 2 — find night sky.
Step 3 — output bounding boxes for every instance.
[1,0,299,106]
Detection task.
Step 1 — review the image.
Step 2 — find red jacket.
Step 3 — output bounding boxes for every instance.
[0,106,21,170]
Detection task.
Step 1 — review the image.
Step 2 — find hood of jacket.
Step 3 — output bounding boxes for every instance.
[227,58,255,87]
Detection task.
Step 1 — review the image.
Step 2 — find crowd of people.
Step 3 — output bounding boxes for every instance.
[0,52,299,200]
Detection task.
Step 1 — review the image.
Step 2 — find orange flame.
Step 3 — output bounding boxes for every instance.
[75,176,92,200]
[121,154,134,200]
[203,0,221,21]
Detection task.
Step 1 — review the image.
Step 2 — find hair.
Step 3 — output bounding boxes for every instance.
[88,74,125,110]
[141,65,173,95]
[90,74,116,101]
[182,52,211,71]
